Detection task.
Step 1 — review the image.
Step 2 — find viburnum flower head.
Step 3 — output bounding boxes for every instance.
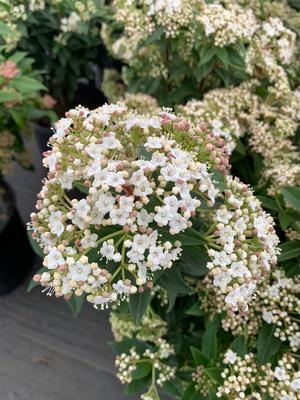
[30,103,279,312]
[30,103,230,309]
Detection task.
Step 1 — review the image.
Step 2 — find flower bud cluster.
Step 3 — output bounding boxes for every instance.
[217,352,300,399]
[30,104,227,309]
[115,339,176,387]
[181,80,300,195]
[110,310,167,343]
[194,268,300,351]
[246,17,296,97]
[180,80,259,154]
[192,365,214,396]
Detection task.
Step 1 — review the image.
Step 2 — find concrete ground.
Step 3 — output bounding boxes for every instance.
[1,133,136,400]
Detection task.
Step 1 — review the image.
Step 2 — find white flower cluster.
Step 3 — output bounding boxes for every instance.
[55,1,97,44]
[30,104,224,309]
[218,352,300,399]
[207,176,279,312]
[197,3,257,47]
[101,0,194,78]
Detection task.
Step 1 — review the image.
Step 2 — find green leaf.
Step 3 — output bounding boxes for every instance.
[257,324,281,365]
[282,260,300,277]
[73,181,89,194]
[279,212,292,230]
[191,392,206,400]
[227,48,245,69]
[178,246,209,276]
[142,26,164,46]
[230,336,247,356]
[169,82,197,103]
[124,376,151,395]
[108,338,146,355]
[235,140,246,156]
[0,90,22,103]
[132,362,152,379]
[257,196,280,212]
[216,47,229,68]
[211,169,226,191]
[67,294,86,317]
[282,186,300,212]
[278,240,300,262]
[204,367,223,383]
[182,383,196,400]
[9,108,25,129]
[10,76,46,94]
[162,377,183,397]
[157,266,193,311]
[193,59,214,82]
[0,21,14,36]
[158,227,206,247]
[157,266,194,296]
[208,386,218,400]
[190,346,209,366]
[141,384,160,400]
[137,145,152,160]
[185,301,205,316]
[10,52,27,64]
[199,45,215,66]
[201,316,221,360]
[263,395,273,400]
[27,230,44,258]
[129,288,151,325]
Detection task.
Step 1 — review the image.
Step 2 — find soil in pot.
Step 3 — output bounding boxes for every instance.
[0,179,35,295]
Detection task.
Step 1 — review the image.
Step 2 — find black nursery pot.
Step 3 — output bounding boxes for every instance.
[0,179,34,295]
[34,122,52,155]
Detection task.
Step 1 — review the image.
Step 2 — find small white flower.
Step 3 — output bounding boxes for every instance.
[274,367,288,381]
[262,310,273,324]
[289,335,300,349]
[224,349,237,364]
[68,262,91,281]
[291,378,300,391]
[213,271,232,291]
[100,241,115,261]
[46,248,65,270]
[50,220,64,237]
[81,233,98,249]
[54,117,72,138]
[74,199,91,218]
[216,207,233,224]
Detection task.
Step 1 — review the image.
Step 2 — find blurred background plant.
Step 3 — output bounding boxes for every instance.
[0,49,54,175]
[0,0,111,113]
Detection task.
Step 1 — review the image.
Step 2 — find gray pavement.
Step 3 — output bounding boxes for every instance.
[1,134,135,400]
